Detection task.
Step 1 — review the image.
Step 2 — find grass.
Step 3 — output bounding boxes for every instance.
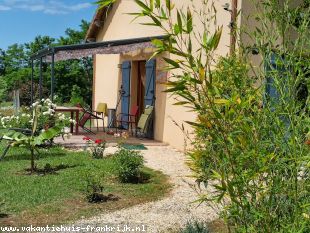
[0,102,13,108]
[0,142,171,226]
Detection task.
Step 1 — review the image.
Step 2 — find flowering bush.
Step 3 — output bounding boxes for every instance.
[0,98,74,138]
[83,137,107,159]
[1,99,75,172]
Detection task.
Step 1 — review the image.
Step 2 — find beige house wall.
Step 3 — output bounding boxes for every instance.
[93,54,120,126]
[93,0,242,150]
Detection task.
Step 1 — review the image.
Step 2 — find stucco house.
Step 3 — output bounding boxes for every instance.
[84,0,299,150]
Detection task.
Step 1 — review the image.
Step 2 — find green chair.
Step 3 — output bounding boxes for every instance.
[136,105,154,138]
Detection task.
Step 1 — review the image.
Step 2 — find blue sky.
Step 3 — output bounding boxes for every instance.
[0,0,97,50]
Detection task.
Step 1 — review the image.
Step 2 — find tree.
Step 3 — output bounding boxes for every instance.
[0,49,5,76]
[58,20,90,45]
[24,35,55,59]
[3,44,27,74]
[1,20,93,106]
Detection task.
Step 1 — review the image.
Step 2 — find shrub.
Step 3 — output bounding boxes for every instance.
[180,221,210,233]
[0,98,73,172]
[84,172,119,203]
[70,85,84,106]
[85,173,104,203]
[19,81,49,106]
[83,137,107,159]
[113,148,144,183]
[132,0,310,232]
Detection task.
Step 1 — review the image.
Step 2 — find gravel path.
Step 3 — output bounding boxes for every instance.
[75,146,219,233]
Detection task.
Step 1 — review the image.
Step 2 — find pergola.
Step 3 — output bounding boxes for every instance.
[29,36,165,103]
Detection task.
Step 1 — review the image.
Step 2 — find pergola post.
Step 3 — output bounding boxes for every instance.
[39,57,43,100]
[31,59,34,104]
[51,52,55,102]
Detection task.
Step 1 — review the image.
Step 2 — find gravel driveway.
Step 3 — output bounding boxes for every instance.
[74,146,219,233]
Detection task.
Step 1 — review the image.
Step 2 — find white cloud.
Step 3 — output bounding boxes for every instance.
[0,5,11,11]
[0,0,92,14]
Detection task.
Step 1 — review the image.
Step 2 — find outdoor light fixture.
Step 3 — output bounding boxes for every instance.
[94,20,103,27]
[223,3,232,12]
[228,21,235,29]
[86,38,96,43]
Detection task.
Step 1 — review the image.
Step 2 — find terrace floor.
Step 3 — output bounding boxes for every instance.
[55,127,167,148]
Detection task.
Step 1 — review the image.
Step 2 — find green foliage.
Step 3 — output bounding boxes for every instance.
[0,99,72,172]
[84,172,105,203]
[84,138,107,159]
[0,20,92,106]
[0,77,7,101]
[133,0,310,232]
[180,221,210,233]
[25,36,55,56]
[0,200,4,213]
[70,84,85,106]
[96,0,116,9]
[113,148,144,183]
[0,144,170,224]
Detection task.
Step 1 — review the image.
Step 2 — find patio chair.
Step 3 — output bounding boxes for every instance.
[93,103,108,132]
[116,105,139,135]
[77,104,102,134]
[135,105,154,138]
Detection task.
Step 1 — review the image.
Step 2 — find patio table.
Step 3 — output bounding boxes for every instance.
[55,106,81,135]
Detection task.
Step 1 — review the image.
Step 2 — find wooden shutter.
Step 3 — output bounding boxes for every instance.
[121,61,131,129]
[144,59,156,107]
[144,59,156,139]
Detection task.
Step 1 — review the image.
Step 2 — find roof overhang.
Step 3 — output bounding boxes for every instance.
[30,36,166,61]
[85,7,109,42]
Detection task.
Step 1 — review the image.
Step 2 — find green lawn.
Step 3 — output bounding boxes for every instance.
[0,143,171,226]
[0,102,13,108]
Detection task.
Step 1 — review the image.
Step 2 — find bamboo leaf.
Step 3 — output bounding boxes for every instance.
[135,0,151,13]
[163,57,180,68]
[207,26,223,50]
[177,10,183,31]
[214,98,229,104]
[186,8,193,33]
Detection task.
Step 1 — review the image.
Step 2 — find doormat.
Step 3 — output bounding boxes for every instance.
[121,144,147,150]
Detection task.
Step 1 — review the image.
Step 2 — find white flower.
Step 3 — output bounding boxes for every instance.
[63,133,72,140]
[63,127,70,134]
[41,129,46,133]
[32,101,39,107]
[59,114,65,120]
[69,119,76,124]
